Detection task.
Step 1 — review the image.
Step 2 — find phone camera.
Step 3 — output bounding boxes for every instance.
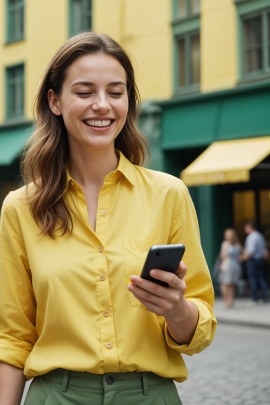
[156,251,163,257]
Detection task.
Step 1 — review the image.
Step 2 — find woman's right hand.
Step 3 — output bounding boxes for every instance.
[0,362,25,405]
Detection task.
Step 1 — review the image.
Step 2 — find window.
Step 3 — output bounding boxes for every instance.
[268,12,270,67]
[237,1,270,79]
[243,10,270,75]
[6,64,24,119]
[173,0,201,92]
[244,16,263,74]
[177,32,200,87]
[69,0,92,36]
[6,0,24,42]
[176,0,200,19]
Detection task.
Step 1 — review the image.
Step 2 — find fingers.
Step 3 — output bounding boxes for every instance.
[128,261,188,316]
[176,261,187,279]
[128,275,173,299]
[129,261,187,296]
[127,278,183,316]
[148,269,180,289]
[149,261,187,288]
[128,283,176,312]
[127,260,188,317]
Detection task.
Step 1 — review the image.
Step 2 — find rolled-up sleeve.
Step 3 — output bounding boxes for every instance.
[165,298,216,355]
[166,182,217,355]
[0,194,36,369]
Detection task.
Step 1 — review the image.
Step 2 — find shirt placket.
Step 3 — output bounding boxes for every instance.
[94,174,120,372]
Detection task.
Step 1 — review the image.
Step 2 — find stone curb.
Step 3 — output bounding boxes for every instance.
[215,316,270,329]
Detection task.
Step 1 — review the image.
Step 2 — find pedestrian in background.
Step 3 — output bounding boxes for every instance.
[0,32,216,405]
[240,221,268,305]
[218,228,242,308]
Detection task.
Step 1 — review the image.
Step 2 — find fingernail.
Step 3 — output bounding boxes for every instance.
[150,270,157,276]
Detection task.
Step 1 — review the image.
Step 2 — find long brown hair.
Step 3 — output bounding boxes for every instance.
[22,32,149,238]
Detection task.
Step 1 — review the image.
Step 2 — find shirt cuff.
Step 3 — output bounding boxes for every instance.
[0,339,32,369]
[164,298,217,356]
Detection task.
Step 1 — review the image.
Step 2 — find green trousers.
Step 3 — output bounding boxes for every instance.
[23,369,182,405]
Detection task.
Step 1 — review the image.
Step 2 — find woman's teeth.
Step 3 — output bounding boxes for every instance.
[85,120,112,127]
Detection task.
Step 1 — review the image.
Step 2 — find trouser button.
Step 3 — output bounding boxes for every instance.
[106,375,115,385]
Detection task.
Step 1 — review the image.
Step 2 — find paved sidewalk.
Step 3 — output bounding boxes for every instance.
[214,297,270,328]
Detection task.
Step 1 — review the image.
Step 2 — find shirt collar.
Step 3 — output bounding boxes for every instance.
[115,150,135,187]
[66,150,136,189]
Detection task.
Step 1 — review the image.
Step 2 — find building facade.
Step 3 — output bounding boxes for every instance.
[160,0,270,273]
[1,0,270,276]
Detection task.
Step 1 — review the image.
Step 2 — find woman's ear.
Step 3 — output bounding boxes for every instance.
[48,89,62,116]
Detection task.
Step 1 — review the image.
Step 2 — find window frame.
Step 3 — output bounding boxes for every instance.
[236,0,270,82]
[172,0,201,95]
[5,63,25,120]
[69,0,92,37]
[6,0,25,44]
[175,30,200,91]
[173,0,200,22]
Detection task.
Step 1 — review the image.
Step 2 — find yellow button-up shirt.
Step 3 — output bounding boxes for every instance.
[0,152,216,382]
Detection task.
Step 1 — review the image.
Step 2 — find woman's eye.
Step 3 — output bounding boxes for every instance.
[77,92,93,97]
[110,92,123,97]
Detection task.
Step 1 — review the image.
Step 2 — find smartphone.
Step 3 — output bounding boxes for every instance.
[140,244,185,287]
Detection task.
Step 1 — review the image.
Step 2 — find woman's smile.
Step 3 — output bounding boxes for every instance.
[83,119,113,128]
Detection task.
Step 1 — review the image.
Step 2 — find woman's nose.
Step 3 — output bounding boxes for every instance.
[91,93,111,112]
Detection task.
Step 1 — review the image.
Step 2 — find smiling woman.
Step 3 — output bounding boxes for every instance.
[0,32,216,405]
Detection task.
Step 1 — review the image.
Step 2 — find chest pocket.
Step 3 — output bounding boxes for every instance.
[122,240,158,310]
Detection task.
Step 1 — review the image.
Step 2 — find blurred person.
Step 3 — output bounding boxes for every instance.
[0,32,216,405]
[218,228,242,308]
[240,221,268,304]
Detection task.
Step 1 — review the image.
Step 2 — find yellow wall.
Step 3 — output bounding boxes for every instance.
[0,0,68,123]
[0,0,240,124]
[94,0,173,101]
[201,0,238,92]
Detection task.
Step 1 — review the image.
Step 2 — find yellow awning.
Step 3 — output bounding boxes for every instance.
[181,137,270,186]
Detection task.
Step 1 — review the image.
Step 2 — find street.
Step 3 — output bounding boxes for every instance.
[176,323,270,405]
[21,323,270,405]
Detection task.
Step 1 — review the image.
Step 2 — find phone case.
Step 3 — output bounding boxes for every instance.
[140,244,185,287]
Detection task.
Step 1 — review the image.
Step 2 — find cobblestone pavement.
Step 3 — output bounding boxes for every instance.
[176,323,270,405]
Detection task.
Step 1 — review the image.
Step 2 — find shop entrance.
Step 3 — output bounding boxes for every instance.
[232,188,270,288]
[233,189,270,249]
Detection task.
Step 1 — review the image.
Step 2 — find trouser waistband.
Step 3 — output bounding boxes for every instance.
[41,368,171,395]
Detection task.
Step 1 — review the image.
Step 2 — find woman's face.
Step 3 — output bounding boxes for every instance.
[224,230,232,243]
[48,52,129,153]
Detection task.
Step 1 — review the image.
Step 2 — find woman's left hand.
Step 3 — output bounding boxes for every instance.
[127,261,187,320]
[127,261,199,344]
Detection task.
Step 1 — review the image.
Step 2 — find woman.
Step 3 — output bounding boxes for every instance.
[219,228,242,308]
[0,32,216,405]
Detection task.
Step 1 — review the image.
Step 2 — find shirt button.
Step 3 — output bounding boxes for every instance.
[100,274,105,281]
[98,246,103,252]
[103,310,109,317]
[106,375,115,385]
[106,342,112,349]
[102,210,107,217]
